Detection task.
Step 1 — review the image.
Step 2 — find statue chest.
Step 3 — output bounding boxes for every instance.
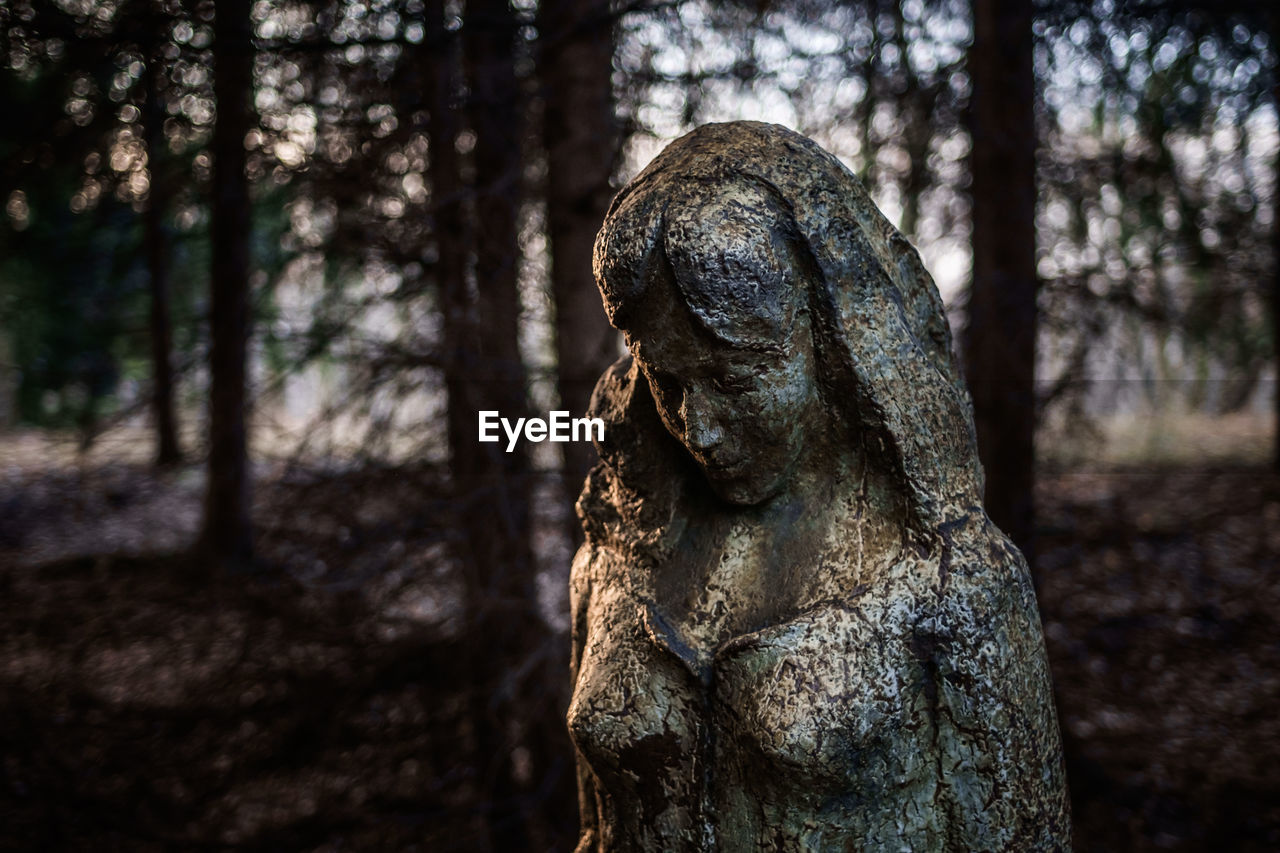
[567,578,943,851]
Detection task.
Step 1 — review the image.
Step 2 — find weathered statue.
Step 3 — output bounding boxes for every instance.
[568,121,1069,851]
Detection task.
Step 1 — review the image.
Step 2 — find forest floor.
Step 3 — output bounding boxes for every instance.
[0,438,1278,850]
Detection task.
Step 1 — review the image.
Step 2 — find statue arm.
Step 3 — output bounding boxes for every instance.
[932,545,1071,851]
[568,545,599,853]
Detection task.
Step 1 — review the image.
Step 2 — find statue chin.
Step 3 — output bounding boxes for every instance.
[702,465,787,507]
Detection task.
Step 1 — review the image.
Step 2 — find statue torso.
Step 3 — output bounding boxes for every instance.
[567,508,947,852]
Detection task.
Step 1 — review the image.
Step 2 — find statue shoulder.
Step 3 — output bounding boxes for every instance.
[582,353,672,480]
[576,355,688,557]
[934,513,1038,629]
[928,517,1071,848]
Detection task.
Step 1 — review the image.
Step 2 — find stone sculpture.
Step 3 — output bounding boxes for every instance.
[567,121,1070,851]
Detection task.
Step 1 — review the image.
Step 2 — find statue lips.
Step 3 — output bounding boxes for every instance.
[696,453,743,476]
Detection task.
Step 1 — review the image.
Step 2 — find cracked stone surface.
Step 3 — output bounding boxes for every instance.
[568,121,1069,851]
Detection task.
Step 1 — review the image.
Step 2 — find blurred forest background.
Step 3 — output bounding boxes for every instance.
[1,0,1278,850]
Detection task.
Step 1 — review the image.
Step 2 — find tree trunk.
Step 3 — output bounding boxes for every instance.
[964,0,1038,558]
[467,0,529,443]
[537,7,619,836]
[144,27,182,468]
[541,0,619,508]
[428,3,472,475]
[461,0,540,847]
[1272,10,1280,472]
[201,0,253,569]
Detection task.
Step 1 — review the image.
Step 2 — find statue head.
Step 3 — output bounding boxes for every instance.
[597,177,827,505]
[589,121,984,539]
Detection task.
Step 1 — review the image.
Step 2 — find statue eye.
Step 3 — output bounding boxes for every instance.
[649,371,683,405]
[712,372,754,394]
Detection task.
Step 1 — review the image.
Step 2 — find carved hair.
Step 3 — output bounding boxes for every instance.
[584,121,984,550]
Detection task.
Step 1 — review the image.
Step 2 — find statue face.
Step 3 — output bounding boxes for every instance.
[626,291,826,506]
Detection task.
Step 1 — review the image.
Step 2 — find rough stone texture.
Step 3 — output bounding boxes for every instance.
[568,121,1069,851]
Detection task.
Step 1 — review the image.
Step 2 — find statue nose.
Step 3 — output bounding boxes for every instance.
[681,392,724,451]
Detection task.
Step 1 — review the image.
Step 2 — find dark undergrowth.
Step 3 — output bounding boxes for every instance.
[1038,466,1280,852]
[1,462,1277,851]
[0,551,488,851]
